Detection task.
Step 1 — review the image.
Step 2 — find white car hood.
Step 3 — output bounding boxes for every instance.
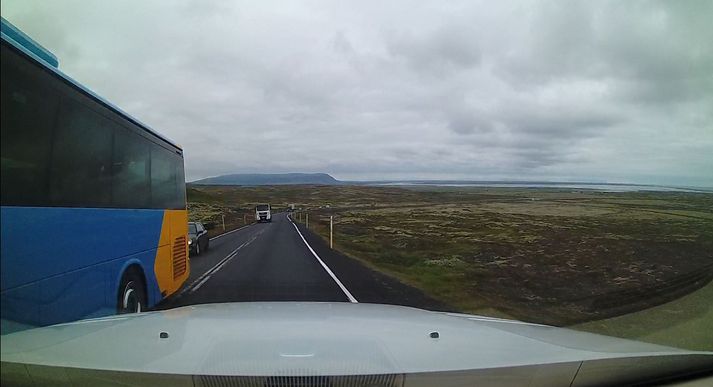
[1,302,710,379]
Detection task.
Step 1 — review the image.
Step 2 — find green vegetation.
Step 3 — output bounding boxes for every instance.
[186,184,713,349]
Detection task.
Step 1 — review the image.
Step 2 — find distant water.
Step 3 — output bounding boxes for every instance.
[371,182,712,193]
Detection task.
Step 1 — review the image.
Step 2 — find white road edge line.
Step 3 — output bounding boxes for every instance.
[288,214,358,303]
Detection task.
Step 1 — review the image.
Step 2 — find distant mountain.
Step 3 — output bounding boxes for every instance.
[191,173,340,186]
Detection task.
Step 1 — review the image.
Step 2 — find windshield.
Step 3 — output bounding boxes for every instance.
[1,0,711,383]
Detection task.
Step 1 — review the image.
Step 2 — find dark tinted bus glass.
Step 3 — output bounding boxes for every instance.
[2,41,185,210]
[175,153,186,207]
[50,96,113,207]
[0,43,59,206]
[113,127,150,207]
[151,144,180,209]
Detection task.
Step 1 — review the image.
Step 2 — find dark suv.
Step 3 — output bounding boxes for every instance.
[188,222,209,256]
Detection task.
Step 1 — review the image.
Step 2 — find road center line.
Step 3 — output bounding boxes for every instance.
[210,223,253,241]
[190,234,263,293]
[181,244,243,295]
[175,230,264,298]
[288,215,358,303]
[191,275,212,292]
[189,243,244,293]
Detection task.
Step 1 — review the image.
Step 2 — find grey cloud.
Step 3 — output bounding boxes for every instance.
[386,25,481,74]
[332,31,354,55]
[499,104,620,137]
[494,1,713,106]
[1,0,711,187]
[446,110,493,135]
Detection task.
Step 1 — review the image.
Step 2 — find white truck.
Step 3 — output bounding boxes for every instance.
[255,204,271,222]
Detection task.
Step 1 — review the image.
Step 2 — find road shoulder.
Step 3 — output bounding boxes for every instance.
[291,217,456,312]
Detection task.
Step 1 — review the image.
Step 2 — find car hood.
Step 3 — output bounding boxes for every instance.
[1,302,711,384]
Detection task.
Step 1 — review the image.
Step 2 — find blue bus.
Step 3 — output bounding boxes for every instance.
[0,18,189,334]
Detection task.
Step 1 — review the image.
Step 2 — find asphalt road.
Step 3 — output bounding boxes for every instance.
[158,212,451,311]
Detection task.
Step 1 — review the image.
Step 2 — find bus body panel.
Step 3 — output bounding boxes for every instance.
[0,207,188,332]
[0,207,164,291]
[0,283,39,333]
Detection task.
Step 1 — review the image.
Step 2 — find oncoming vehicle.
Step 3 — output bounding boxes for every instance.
[188,221,209,256]
[0,18,189,333]
[256,203,271,222]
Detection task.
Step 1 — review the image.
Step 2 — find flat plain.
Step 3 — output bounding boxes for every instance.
[186,184,713,349]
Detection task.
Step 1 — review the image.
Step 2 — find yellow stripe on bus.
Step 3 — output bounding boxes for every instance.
[154,209,189,297]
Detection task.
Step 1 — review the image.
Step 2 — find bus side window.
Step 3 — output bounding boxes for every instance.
[151,145,178,209]
[113,127,150,208]
[50,97,113,207]
[175,153,187,207]
[0,44,59,206]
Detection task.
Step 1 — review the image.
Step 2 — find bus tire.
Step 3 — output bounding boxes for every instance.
[117,267,147,314]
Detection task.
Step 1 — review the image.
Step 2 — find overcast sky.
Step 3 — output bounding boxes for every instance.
[2,1,712,186]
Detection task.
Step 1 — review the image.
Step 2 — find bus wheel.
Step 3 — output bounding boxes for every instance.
[118,268,146,314]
